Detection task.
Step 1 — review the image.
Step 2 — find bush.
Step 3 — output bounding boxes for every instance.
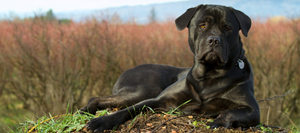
[243,19,300,127]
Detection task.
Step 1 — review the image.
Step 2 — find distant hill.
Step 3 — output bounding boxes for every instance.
[4,0,300,23]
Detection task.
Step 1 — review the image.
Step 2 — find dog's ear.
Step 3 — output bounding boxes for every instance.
[175,6,200,31]
[232,9,251,37]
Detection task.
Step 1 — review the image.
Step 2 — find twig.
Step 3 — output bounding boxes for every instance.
[267,106,270,125]
[151,115,186,133]
[174,122,195,127]
[258,89,294,103]
[188,124,196,133]
[263,124,283,129]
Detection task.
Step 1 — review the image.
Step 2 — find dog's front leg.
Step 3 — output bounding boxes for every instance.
[80,90,154,115]
[86,98,163,132]
[208,106,260,129]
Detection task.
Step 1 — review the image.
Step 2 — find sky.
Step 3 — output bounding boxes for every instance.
[0,0,184,13]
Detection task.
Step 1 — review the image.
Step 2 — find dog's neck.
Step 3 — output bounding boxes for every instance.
[190,58,228,81]
[231,36,246,61]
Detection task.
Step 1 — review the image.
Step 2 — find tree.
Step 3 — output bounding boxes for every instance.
[45,9,56,21]
[149,7,157,23]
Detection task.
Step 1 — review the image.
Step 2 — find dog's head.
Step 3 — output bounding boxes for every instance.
[175,5,251,66]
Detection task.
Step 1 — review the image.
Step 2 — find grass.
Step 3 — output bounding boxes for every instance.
[12,100,297,132]
[168,99,191,115]
[12,111,96,133]
[10,103,108,133]
[12,108,296,133]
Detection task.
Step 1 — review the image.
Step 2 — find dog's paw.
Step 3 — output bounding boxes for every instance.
[79,106,97,115]
[79,106,92,115]
[87,116,115,133]
[208,121,227,129]
[79,98,99,115]
[208,116,230,129]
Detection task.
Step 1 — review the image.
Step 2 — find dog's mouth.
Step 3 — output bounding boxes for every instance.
[197,51,226,66]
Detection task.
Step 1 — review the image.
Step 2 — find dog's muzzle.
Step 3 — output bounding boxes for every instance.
[197,36,226,65]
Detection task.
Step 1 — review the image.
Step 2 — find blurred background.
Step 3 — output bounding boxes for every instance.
[0,0,299,132]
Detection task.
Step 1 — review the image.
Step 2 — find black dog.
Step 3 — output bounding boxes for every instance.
[80,4,260,132]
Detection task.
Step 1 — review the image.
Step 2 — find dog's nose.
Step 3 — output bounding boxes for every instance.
[207,36,221,46]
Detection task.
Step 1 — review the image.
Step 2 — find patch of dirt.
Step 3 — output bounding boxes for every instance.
[77,109,290,133]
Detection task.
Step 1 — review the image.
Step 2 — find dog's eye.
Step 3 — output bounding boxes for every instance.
[199,24,206,29]
[225,27,230,31]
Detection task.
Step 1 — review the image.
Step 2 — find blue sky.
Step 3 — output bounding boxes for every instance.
[1,0,299,22]
[0,0,184,13]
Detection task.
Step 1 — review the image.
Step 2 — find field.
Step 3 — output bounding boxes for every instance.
[0,15,299,132]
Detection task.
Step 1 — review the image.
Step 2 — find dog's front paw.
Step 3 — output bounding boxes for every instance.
[79,105,97,115]
[87,116,116,133]
[208,115,230,129]
[80,98,98,115]
[208,121,227,129]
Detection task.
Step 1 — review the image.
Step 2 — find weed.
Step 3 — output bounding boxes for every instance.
[15,110,95,133]
[192,121,199,128]
[167,99,192,115]
[256,123,275,133]
[146,106,155,114]
[129,113,143,129]
[95,110,109,117]
[192,120,212,129]
[291,126,300,133]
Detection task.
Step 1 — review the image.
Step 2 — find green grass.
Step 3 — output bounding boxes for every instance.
[168,99,191,115]
[10,111,93,133]
[10,100,192,133]
[9,103,109,133]
[10,100,296,133]
[256,123,274,133]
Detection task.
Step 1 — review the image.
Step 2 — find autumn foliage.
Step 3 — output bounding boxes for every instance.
[0,16,299,128]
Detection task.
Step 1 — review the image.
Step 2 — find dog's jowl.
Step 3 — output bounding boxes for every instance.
[80,4,260,132]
